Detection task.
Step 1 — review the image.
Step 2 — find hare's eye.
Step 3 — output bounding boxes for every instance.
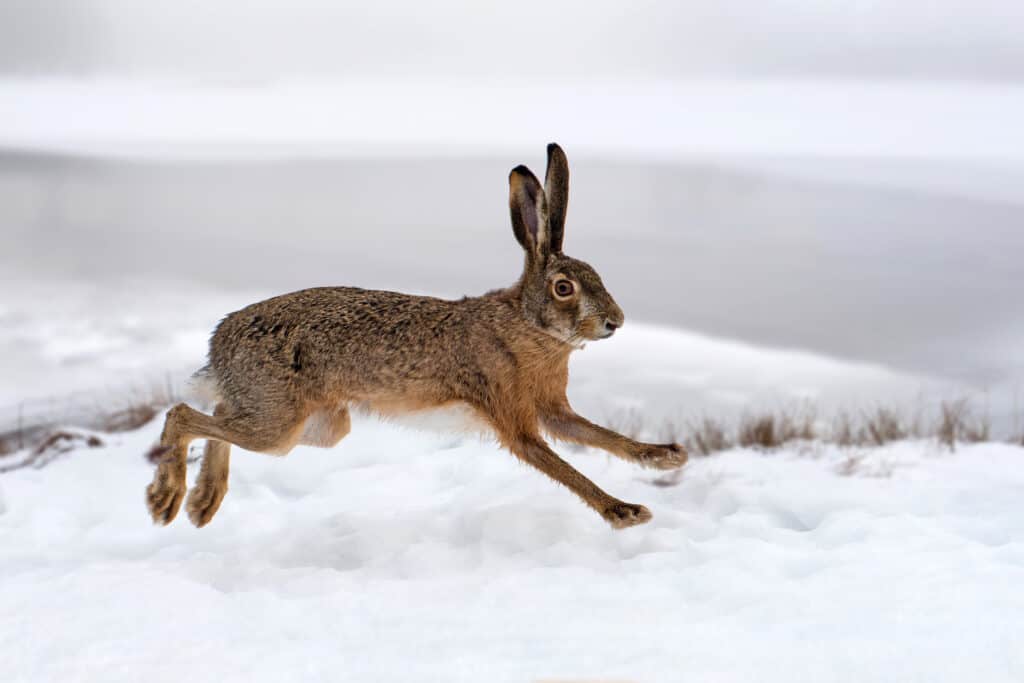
[554,280,575,298]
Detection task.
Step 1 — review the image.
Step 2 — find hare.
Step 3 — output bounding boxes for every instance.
[146,143,687,530]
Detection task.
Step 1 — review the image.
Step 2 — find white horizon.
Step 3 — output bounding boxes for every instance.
[4,77,1024,163]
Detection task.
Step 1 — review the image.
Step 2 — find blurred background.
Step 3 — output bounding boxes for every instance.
[1,1,1022,436]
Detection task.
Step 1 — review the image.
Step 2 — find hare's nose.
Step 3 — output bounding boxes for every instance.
[604,319,621,334]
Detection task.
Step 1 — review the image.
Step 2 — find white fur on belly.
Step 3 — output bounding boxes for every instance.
[299,408,344,447]
[359,402,494,437]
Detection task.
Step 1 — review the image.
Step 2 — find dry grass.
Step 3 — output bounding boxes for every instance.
[93,379,179,433]
[936,398,990,451]
[0,430,105,474]
[861,407,909,446]
[0,427,40,457]
[780,405,817,443]
[687,417,730,456]
[661,396,1011,456]
[98,403,163,433]
[0,378,179,459]
[835,452,896,479]
[686,404,818,453]
[737,413,777,449]
[831,412,856,447]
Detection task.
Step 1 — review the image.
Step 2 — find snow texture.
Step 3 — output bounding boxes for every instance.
[1,415,1022,682]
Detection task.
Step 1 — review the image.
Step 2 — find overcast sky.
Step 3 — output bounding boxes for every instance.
[2,1,1023,81]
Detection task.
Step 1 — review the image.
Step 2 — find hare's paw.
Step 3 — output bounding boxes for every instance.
[186,479,228,528]
[638,443,688,470]
[602,502,652,529]
[146,465,186,525]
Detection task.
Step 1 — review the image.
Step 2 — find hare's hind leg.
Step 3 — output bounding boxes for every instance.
[146,401,308,525]
[145,406,192,525]
[185,404,231,528]
[185,438,230,527]
[182,404,350,527]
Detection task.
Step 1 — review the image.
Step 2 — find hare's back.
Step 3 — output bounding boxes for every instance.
[206,286,465,394]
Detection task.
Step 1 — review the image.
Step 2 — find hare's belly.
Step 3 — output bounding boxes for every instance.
[358,400,493,437]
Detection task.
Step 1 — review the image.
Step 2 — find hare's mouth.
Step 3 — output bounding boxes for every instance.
[575,330,612,345]
[576,318,616,343]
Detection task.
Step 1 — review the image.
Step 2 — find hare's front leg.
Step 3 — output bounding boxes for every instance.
[495,424,651,529]
[542,405,687,471]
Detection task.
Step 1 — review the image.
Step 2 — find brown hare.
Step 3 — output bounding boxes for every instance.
[146,143,687,530]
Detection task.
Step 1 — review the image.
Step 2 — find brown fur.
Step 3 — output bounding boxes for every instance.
[146,143,687,530]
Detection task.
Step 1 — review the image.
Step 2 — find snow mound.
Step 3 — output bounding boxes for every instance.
[1,417,1022,682]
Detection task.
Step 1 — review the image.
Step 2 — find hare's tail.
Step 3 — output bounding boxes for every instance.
[187,364,222,408]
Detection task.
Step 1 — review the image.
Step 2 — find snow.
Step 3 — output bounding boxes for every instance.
[1,415,1022,681]
[1,73,1020,676]
[0,277,248,414]
[0,277,1015,680]
[1,276,1010,681]
[4,78,1024,165]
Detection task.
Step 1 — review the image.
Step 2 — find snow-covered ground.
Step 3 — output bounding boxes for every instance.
[0,277,1015,681]
[2,73,1021,681]
[1,416,1022,681]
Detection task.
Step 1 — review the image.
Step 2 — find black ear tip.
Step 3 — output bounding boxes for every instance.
[509,164,539,185]
[547,142,563,156]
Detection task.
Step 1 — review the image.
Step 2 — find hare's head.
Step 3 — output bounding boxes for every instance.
[508,144,624,348]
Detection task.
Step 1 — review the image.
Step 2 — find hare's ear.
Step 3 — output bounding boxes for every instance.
[544,143,569,253]
[508,165,550,261]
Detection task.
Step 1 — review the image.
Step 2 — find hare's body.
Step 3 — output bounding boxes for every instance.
[146,145,687,530]
[205,286,564,426]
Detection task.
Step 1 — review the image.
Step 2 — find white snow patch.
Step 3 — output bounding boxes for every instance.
[0,418,1022,681]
